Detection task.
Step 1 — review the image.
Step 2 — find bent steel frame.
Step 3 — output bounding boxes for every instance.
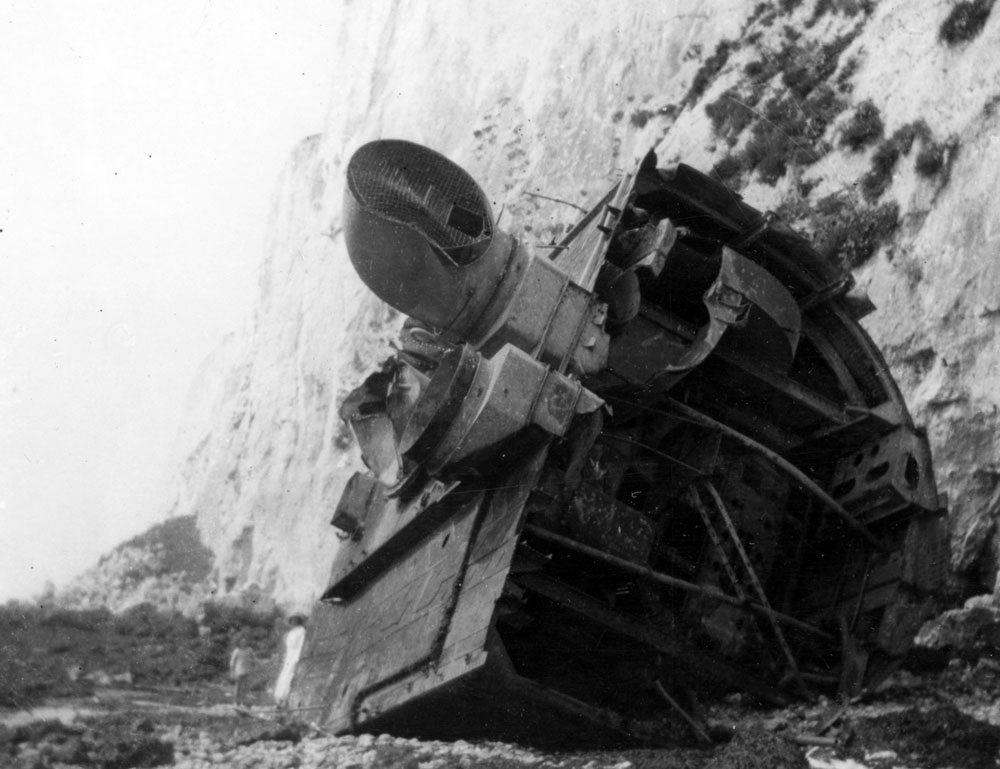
[290,141,947,748]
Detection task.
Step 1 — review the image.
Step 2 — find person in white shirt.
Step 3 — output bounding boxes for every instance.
[273,614,307,708]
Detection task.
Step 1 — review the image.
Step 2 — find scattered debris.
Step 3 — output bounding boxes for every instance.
[847,704,1000,769]
[914,603,1000,660]
[703,729,807,769]
[0,715,173,769]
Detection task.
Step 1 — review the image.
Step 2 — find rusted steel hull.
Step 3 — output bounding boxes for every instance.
[290,142,947,747]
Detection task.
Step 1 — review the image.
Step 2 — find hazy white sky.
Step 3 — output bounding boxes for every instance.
[0,1,340,601]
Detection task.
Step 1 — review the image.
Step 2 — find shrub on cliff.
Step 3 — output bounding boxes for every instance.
[940,0,995,45]
[840,100,884,151]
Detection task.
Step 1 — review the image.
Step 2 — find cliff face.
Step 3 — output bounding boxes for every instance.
[166,0,1000,608]
[160,136,401,609]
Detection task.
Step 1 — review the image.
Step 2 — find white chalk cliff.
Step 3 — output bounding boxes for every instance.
[161,0,1000,608]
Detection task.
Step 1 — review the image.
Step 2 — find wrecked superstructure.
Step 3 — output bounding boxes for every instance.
[290,140,948,747]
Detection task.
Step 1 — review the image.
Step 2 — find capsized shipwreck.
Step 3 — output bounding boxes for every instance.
[290,140,948,747]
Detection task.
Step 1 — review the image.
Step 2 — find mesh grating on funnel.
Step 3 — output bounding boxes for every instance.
[347,140,492,256]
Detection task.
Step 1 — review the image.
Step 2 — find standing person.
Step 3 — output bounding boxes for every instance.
[229,635,254,707]
[273,614,307,708]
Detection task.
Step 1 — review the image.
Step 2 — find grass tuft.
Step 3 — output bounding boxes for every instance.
[860,121,931,201]
[915,138,955,177]
[706,90,757,145]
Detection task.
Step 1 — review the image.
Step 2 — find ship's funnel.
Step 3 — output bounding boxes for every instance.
[344,140,523,340]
